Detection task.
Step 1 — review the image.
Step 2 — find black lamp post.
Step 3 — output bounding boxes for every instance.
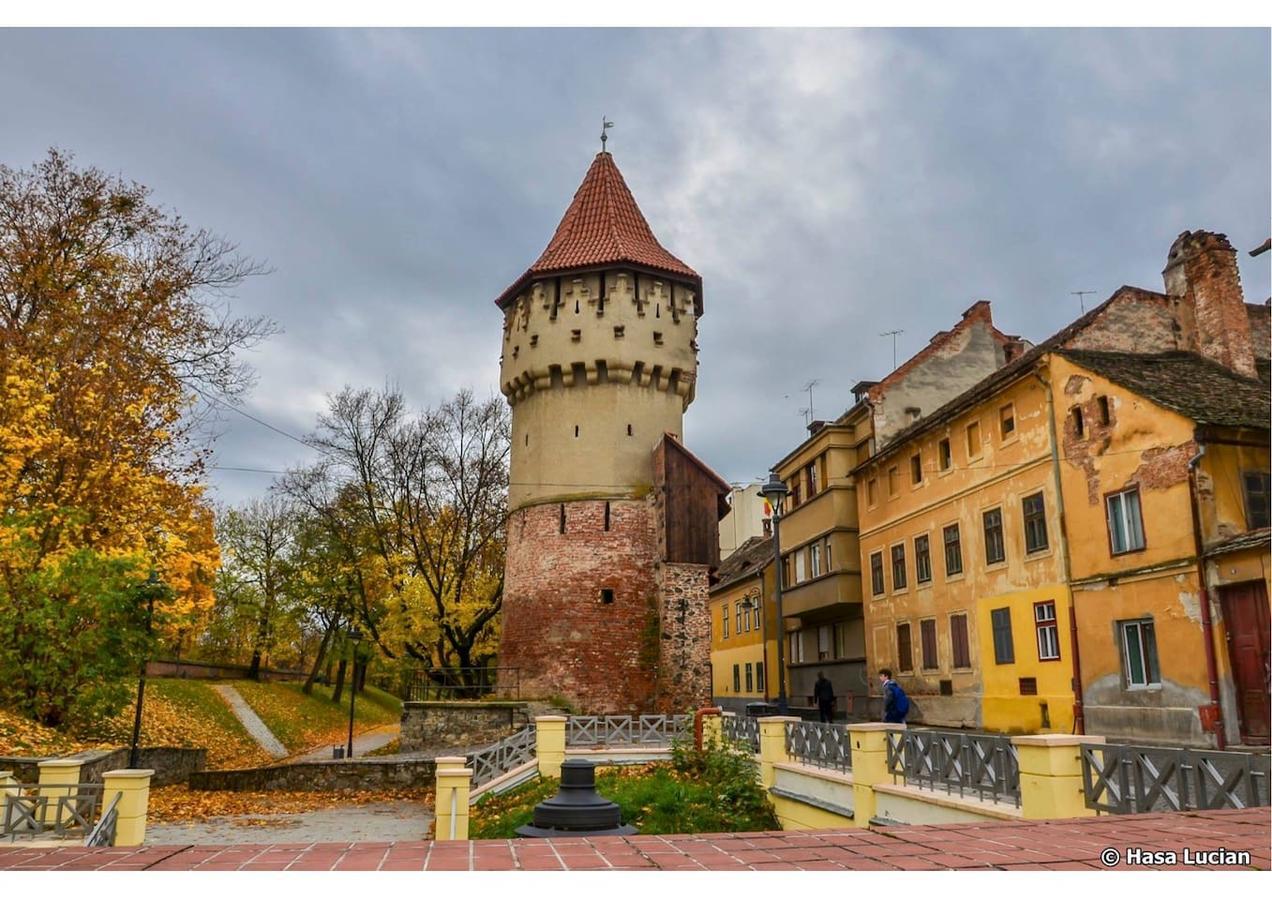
[346,628,362,759]
[129,571,161,769]
[758,473,790,715]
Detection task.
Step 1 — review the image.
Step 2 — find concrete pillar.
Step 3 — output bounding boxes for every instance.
[433,757,472,842]
[37,758,83,827]
[535,715,567,779]
[101,769,153,847]
[847,723,904,829]
[758,716,799,789]
[697,707,722,749]
[1012,733,1103,820]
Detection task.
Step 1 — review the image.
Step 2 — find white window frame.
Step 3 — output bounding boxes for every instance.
[1120,619,1160,689]
[809,543,821,578]
[817,624,832,661]
[1034,601,1060,661]
[794,551,807,584]
[1107,487,1146,554]
[722,603,729,639]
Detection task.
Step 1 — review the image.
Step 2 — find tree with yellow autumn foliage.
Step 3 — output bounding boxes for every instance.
[0,149,273,725]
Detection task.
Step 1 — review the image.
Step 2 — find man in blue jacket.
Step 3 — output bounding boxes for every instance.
[879,668,910,724]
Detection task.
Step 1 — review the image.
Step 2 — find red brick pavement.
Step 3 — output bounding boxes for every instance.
[0,808,1266,871]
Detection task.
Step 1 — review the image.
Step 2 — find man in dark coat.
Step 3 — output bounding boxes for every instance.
[813,671,835,723]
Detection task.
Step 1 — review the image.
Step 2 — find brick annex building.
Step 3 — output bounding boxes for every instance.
[495,151,730,713]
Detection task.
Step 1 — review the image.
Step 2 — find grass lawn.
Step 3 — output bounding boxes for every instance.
[232,680,401,755]
[1,679,271,770]
[470,754,780,839]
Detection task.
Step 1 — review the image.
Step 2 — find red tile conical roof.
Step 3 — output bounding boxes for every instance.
[495,152,699,307]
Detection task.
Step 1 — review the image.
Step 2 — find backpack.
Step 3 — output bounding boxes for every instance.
[890,681,911,718]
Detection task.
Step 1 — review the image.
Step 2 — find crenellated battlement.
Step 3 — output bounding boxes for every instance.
[500,268,700,409]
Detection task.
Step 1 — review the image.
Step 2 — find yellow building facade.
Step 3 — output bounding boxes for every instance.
[709,536,779,713]
[857,369,1075,734]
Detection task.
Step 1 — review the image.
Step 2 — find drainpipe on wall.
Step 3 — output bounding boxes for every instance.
[1034,369,1084,734]
[1186,438,1227,750]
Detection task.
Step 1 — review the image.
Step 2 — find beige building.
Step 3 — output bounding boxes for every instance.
[719,482,770,558]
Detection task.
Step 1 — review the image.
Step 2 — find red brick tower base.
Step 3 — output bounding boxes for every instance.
[497,497,713,714]
[499,499,659,713]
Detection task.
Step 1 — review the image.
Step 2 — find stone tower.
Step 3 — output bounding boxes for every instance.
[495,151,727,713]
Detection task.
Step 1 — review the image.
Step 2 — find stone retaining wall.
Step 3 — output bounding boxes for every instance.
[0,747,205,787]
[399,701,524,752]
[189,758,436,792]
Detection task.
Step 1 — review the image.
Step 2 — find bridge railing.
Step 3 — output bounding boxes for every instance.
[565,715,690,747]
[886,728,1021,807]
[1080,743,1271,815]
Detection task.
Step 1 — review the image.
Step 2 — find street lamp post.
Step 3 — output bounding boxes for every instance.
[129,571,161,769]
[758,474,790,715]
[346,629,362,759]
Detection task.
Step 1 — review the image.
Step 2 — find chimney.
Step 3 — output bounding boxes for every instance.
[807,419,827,436]
[1163,230,1256,378]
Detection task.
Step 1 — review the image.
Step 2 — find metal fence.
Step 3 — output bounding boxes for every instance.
[403,666,520,701]
[786,720,853,772]
[84,792,121,847]
[721,714,759,752]
[886,728,1021,807]
[2,783,109,843]
[565,715,690,747]
[1081,743,1271,815]
[467,725,537,789]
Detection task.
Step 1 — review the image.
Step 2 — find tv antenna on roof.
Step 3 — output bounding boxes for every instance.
[880,330,905,369]
[801,379,821,422]
[1070,290,1097,314]
[600,117,614,151]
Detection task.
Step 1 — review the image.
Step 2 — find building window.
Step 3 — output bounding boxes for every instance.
[920,619,938,671]
[603,501,611,531]
[870,551,885,596]
[867,477,878,506]
[938,438,952,471]
[914,534,932,583]
[788,631,805,664]
[751,598,762,631]
[756,662,765,692]
[1022,492,1048,553]
[1035,601,1060,661]
[891,543,907,590]
[795,551,807,583]
[910,452,923,485]
[817,625,832,661]
[1097,395,1111,425]
[896,623,913,672]
[722,603,729,639]
[950,614,971,668]
[824,538,833,572]
[1071,406,1085,438]
[805,459,820,498]
[600,588,615,605]
[559,503,566,534]
[1106,487,1146,554]
[733,664,741,693]
[809,543,822,578]
[999,403,1015,439]
[781,554,792,588]
[1120,618,1161,688]
[943,523,963,576]
[888,466,900,497]
[745,663,754,693]
[990,607,1014,664]
[1244,471,1270,529]
[736,603,744,635]
[983,507,1005,564]
[966,421,982,458]
[833,621,848,659]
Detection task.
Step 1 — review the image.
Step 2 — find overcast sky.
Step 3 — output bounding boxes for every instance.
[2,28,1268,505]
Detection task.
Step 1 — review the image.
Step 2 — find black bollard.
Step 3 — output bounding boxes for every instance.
[515,759,636,837]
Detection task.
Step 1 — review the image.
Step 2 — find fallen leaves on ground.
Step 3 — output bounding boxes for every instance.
[0,707,109,757]
[147,784,434,823]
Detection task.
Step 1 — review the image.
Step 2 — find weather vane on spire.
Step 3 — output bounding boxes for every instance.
[600,117,614,151]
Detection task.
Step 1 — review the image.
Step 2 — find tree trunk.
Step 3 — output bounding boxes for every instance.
[303,623,335,696]
[333,657,347,704]
[247,648,263,681]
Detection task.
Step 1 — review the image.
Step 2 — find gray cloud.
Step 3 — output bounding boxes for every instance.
[1,28,1267,503]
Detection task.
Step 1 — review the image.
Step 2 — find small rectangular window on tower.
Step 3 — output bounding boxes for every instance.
[653,331,664,345]
[571,329,581,341]
[603,501,611,531]
[613,325,624,338]
[558,504,566,534]
[600,588,615,605]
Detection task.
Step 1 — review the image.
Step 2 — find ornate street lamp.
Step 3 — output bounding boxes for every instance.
[129,571,162,769]
[758,473,790,715]
[346,629,363,759]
